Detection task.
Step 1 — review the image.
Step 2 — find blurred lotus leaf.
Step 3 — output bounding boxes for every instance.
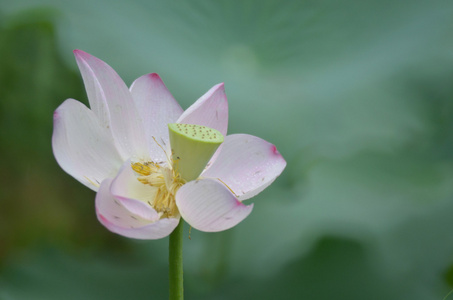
[1,0,453,299]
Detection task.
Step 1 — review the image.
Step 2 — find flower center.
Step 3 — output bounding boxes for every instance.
[130,124,224,219]
[131,161,185,218]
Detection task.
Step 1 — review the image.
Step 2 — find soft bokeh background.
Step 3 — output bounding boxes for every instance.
[1,0,453,299]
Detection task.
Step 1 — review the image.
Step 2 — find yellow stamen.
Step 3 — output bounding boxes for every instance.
[131,162,151,176]
[152,136,171,165]
[131,161,185,219]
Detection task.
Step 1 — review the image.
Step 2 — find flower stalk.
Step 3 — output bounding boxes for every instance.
[169,219,184,300]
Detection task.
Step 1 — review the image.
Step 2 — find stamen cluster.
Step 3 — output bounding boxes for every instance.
[131,162,184,218]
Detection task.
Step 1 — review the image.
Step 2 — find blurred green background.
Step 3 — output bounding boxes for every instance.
[1,0,453,299]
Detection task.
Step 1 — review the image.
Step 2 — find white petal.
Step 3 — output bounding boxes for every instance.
[96,179,179,239]
[201,134,286,201]
[129,73,183,163]
[52,99,123,191]
[110,160,159,221]
[74,50,148,160]
[176,178,253,232]
[176,83,228,137]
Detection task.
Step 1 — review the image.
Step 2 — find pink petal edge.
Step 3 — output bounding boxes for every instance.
[109,160,160,221]
[96,178,179,240]
[129,73,183,163]
[176,83,228,137]
[176,178,253,232]
[52,99,123,191]
[74,50,149,161]
[201,134,286,201]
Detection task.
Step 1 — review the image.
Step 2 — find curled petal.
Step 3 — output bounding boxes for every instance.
[52,99,123,191]
[74,50,148,160]
[176,178,253,232]
[96,179,179,239]
[176,83,228,137]
[110,160,160,221]
[130,73,183,163]
[201,134,286,201]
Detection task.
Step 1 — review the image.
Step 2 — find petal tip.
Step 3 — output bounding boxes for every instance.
[149,73,161,79]
[211,83,227,102]
[270,144,286,163]
[215,82,225,91]
[147,73,165,84]
[73,49,94,62]
[235,198,249,207]
[271,144,280,155]
[73,49,86,57]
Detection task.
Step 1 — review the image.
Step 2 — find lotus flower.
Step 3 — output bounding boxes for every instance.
[52,50,286,239]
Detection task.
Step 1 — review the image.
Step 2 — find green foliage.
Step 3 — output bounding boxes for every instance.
[0,8,131,260]
[1,1,453,299]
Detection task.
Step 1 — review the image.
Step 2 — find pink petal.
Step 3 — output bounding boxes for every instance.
[176,83,228,137]
[129,73,183,163]
[201,134,286,201]
[52,99,123,191]
[96,179,179,239]
[110,160,160,221]
[176,178,253,232]
[74,50,148,160]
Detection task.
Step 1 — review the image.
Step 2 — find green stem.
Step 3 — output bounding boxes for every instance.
[169,219,184,300]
